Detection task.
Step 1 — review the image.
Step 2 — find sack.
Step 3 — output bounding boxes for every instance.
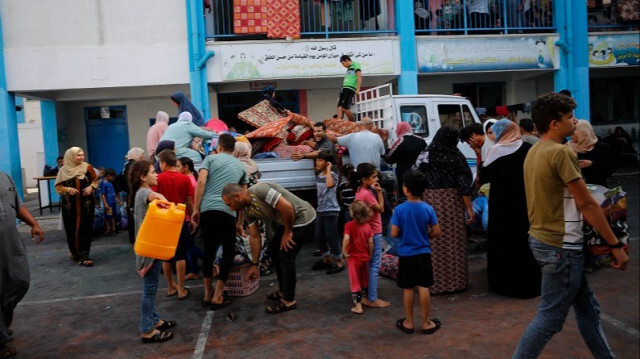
[584,186,630,268]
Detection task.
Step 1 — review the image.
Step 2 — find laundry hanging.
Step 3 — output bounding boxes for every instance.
[233,0,268,34]
[267,0,301,38]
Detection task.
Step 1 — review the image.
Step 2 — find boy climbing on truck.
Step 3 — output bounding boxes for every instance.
[337,55,362,122]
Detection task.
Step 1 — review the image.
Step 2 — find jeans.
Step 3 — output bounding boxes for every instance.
[367,233,383,302]
[472,195,488,231]
[512,237,615,359]
[139,260,161,334]
[315,213,342,259]
[270,221,314,302]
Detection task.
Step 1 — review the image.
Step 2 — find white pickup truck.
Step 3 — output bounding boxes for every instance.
[255,84,482,191]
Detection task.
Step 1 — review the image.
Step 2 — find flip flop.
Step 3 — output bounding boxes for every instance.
[141,330,173,344]
[422,318,441,335]
[265,301,297,314]
[396,318,414,334]
[79,260,93,267]
[210,293,232,310]
[0,345,17,359]
[166,290,178,298]
[155,320,177,332]
[178,288,191,300]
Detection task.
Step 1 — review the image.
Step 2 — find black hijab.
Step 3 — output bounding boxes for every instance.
[414,126,473,195]
[171,92,205,126]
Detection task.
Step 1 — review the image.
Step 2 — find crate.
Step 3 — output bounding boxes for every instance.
[224,263,260,297]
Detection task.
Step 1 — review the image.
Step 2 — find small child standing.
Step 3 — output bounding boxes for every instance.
[342,201,373,314]
[391,170,441,334]
[312,150,344,274]
[354,163,390,308]
[100,168,121,236]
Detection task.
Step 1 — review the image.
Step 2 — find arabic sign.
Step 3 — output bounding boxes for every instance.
[588,33,639,67]
[220,40,395,81]
[417,36,557,72]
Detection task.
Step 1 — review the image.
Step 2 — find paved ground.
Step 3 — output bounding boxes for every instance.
[9,171,640,359]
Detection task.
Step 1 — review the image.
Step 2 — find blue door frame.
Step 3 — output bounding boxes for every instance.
[84,105,130,172]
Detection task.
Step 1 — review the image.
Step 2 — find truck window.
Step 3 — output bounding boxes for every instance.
[462,105,475,127]
[437,104,463,130]
[399,105,429,137]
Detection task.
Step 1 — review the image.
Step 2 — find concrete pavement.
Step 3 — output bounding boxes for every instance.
[9,172,639,358]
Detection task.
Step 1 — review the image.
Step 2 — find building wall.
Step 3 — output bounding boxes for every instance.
[58,98,180,162]
[17,100,44,187]
[1,0,189,92]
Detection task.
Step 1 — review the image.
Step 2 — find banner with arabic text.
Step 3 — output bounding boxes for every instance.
[588,33,639,67]
[220,40,395,81]
[417,36,558,72]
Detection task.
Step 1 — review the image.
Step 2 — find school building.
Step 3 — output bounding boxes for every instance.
[1,0,638,195]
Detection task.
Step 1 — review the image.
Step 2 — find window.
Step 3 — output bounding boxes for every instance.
[462,105,475,127]
[590,77,639,124]
[437,104,463,130]
[400,105,429,137]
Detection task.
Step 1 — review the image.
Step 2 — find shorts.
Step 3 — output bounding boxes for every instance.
[168,221,189,261]
[397,253,434,289]
[337,88,356,110]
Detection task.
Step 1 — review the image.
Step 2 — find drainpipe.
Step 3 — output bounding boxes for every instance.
[186,0,214,121]
[554,0,573,97]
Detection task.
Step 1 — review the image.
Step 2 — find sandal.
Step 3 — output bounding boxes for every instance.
[396,318,414,334]
[178,288,191,300]
[155,320,177,332]
[265,301,297,314]
[266,291,282,301]
[210,293,232,310]
[141,330,173,344]
[311,260,332,270]
[79,260,93,267]
[0,345,17,359]
[422,318,441,335]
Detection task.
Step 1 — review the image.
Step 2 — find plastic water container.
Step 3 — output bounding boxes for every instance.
[134,200,186,260]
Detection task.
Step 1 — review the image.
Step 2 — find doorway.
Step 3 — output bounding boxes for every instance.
[85,106,130,172]
[217,90,300,133]
[453,83,505,116]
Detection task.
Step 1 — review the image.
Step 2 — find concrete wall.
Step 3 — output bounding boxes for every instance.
[2,0,189,92]
[17,100,44,187]
[58,98,180,161]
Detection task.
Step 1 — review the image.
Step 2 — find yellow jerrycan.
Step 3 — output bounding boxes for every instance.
[134,200,186,260]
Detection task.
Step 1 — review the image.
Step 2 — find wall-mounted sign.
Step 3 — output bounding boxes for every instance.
[417,36,557,73]
[588,33,639,67]
[220,40,395,81]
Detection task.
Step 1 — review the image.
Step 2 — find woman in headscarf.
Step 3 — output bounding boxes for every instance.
[479,119,540,299]
[568,120,616,187]
[413,126,474,294]
[383,122,427,200]
[159,112,216,168]
[120,147,145,243]
[170,92,205,126]
[55,147,100,267]
[147,111,169,159]
[481,118,497,161]
[232,142,261,186]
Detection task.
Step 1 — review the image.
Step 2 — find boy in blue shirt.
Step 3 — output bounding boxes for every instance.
[391,170,441,335]
[100,168,121,236]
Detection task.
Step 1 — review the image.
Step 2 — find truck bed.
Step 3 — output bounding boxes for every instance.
[255,158,317,191]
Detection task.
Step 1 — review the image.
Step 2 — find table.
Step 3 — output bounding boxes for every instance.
[33,176,60,215]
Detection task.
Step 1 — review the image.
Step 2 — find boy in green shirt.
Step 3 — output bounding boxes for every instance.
[337,55,362,122]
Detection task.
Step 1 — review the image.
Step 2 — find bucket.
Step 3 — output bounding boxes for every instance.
[134,200,186,260]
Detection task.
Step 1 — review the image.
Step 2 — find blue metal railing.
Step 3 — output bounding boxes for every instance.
[205,0,395,40]
[414,0,555,35]
[587,2,639,31]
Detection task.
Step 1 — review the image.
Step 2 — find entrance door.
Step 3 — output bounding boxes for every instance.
[85,106,130,171]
